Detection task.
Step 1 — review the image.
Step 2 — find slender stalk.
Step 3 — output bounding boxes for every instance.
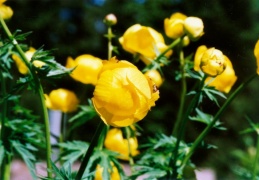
[125,126,134,171]
[180,73,258,172]
[107,26,113,60]
[252,133,259,180]
[75,121,105,180]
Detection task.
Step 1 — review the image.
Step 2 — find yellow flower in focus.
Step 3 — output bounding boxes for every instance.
[194,45,208,71]
[104,128,139,160]
[44,88,79,113]
[94,163,120,180]
[119,24,172,65]
[0,0,13,19]
[12,47,45,75]
[205,56,237,93]
[164,12,187,39]
[66,54,103,85]
[253,40,259,74]
[184,17,204,41]
[92,57,159,127]
[144,69,164,88]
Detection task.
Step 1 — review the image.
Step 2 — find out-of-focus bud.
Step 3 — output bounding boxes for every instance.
[144,69,164,88]
[103,13,117,26]
[182,36,190,47]
[184,17,204,41]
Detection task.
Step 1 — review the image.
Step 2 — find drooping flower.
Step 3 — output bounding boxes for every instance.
[44,88,79,113]
[104,128,139,160]
[94,162,120,180]
[119,24,172,65]
[12,47,45,75]
[0,0,13,19]
[144,69,164,88]
[164,12,187,39]
[184,17,204,41]
[253,39,259,74]
[92,57,159,127]
[66,54,103,85]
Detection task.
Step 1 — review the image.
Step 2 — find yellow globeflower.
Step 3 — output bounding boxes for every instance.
[194,45,208,72]
[94,163,120,180]
[92,57,159,127]
[0,0,13,19]
[44,88,79,113]
[184,17,204,41]
[119,24,172,65]
[12,47,45,75]
[104,128,139,160]
[66,54,103,85]
[164,12,187,39]
[254,40,259,74]
[144,69,164,88]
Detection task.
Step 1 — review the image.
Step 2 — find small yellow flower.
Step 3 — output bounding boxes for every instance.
[144,69,164,88]
[92,57,159,127]
[0,0,13,19]
[94,163,120,180]
[164,12,187,39]
[184,17,204,41]
[104,128,139,160]
[254,40,259,74]
[194,45,208,71]
[66,54,103,85]
[119,24,172,65]
[44,88,79,113]
[12,47,45,75]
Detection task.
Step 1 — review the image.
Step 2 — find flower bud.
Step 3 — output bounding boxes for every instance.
[254,40,259,75]
[144,69,164,88]
[94,162,120,180]
[103,13,117,26]
[0,2,13,19]
[184,17,204,41]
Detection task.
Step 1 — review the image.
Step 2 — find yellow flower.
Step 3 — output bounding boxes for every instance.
[104,128,139,160]
[144,69,164,88]
[184,17,204,41]
[194,45,208,72]
[44,88,79,113]
[164,12,187,39]
[66,54,103,85]
[92,57,159,127]
[254,40,259,74]
[12,47,45,75]
[205,56,237,93]
[94,163,120,180]
[119,24,172,65]
[0,0,13,19]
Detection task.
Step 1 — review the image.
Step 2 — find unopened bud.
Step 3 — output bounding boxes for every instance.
[104,13,117,26]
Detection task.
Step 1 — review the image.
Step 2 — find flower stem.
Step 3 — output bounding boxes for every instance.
[75,121,105,180]
[180,73,258,172]
[107,26,113,59]
[252,132,259,180]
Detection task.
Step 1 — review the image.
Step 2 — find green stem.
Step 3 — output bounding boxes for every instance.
[1,154,12,180]
[252,133,259,180]
[0,17,52,178]
[107,26,113,59]
[125,126,134,171]
[180,73,258,171]
[75,121,105,180]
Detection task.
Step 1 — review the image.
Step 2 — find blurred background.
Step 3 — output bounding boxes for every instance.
[5,0,259,178]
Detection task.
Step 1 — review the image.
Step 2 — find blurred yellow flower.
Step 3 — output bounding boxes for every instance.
[164,12,187,39]
[0,0,13,19]
[12,47,45,75]
[92,57,159,127]
[44,88,79,113]
[104,128,139,160]
[184,17,204,41]
[253,40,259,74]
[66,54,103,85]
[119,24,172,65]
[144,69,164,88]
[94,163,120,180]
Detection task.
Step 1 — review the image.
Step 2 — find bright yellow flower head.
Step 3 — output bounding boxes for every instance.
[44,88,79,113]
[0,0,13,19]
[66,54,103,85]
[12,47,45,75]
[253,40,259,74]
[104,128,139,160]
[164,12,187,39]
[92,57,159,127]
[184,17,204,41]
[144,69,164,88]
[119,24,172,65]
[94,162,120,180]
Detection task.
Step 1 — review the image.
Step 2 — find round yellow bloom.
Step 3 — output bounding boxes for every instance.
[164,12,187,39]
[104,128,139,160]
[0,0,13,20]
[44,88,79,113]
[66,54,103,85]
[94,163,120,180]
[144,69,164,88]
[12,47,45,75]
[119,24,172,65]
[194,45,208,72]
[92,57,159,127]
[184,17,204,41]
[254,40,259,74]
